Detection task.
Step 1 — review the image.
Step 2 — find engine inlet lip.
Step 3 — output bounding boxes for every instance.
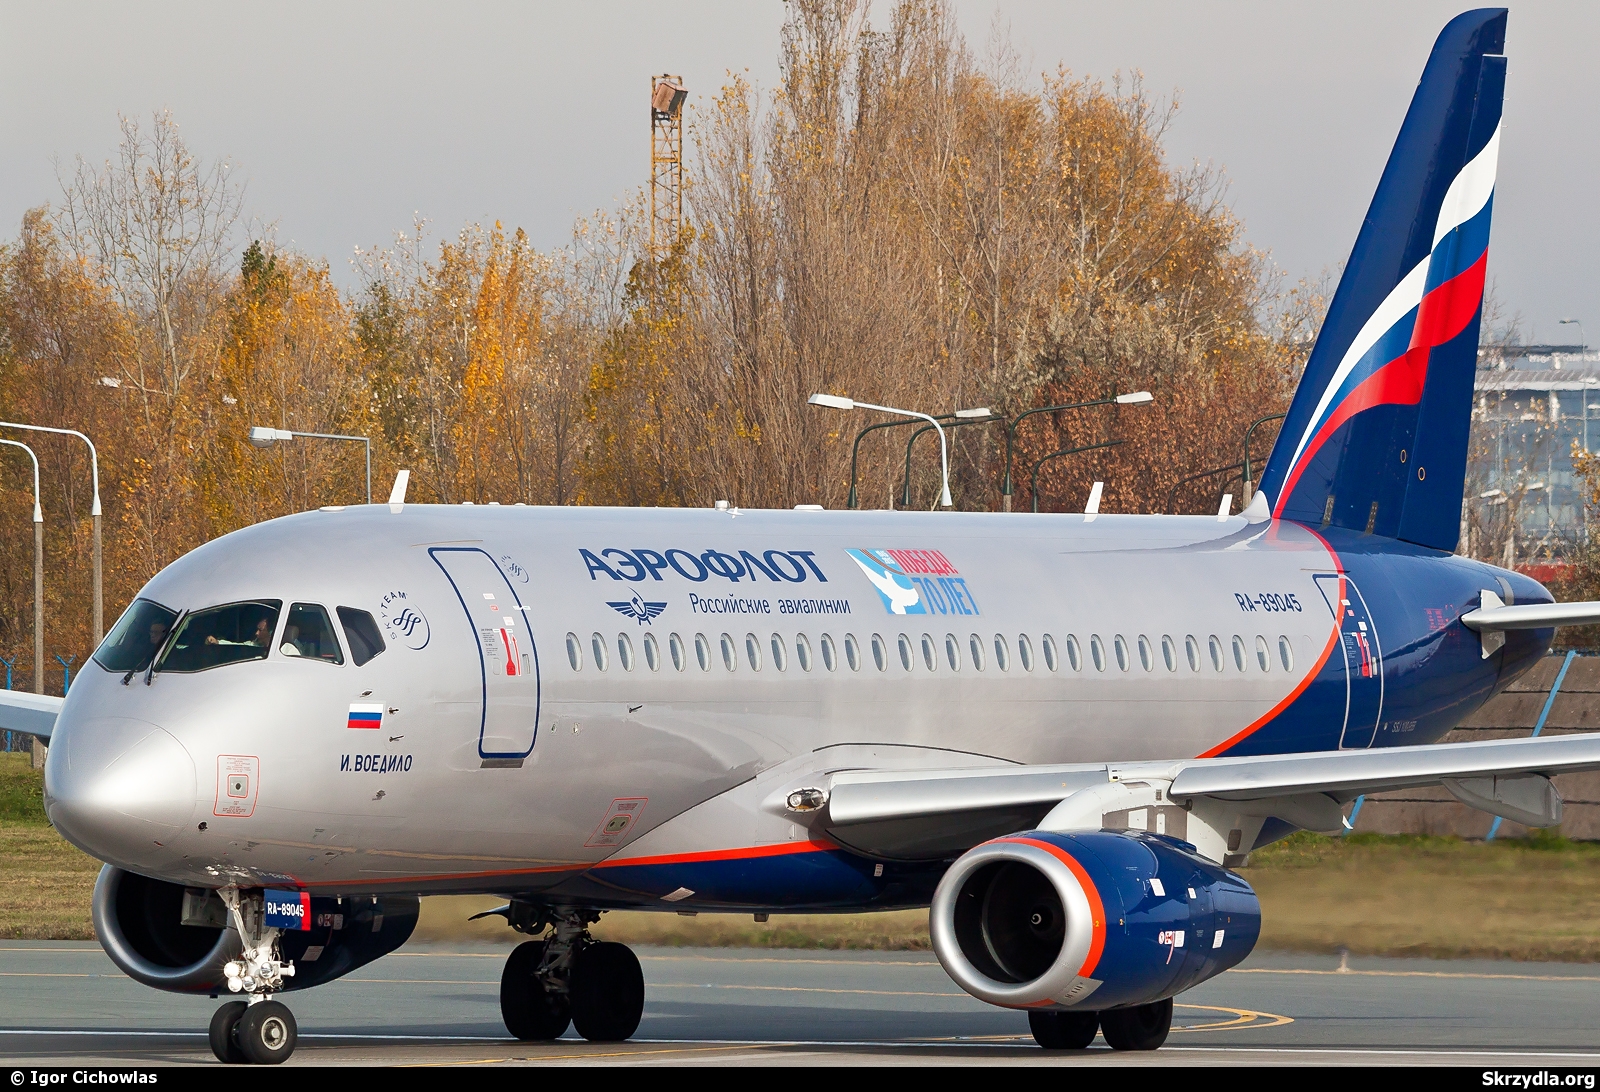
[929,838,1099,1009]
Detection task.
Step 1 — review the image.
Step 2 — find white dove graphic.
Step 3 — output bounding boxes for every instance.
[849,553,921,614]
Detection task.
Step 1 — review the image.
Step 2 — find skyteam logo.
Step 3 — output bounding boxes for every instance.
[845,549,981,617]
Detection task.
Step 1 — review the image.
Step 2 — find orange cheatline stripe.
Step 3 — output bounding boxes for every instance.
[1196,531,1345,758]
[995,836,1105,978]
[594,839,839,870]
[294,839,840,889]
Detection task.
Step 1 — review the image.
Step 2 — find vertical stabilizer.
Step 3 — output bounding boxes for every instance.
[1258,9,1507,551]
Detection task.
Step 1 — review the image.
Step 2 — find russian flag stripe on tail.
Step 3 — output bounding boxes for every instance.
[1259,9,1507,551]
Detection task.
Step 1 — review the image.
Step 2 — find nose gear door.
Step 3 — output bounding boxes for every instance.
[1313,572,1384,749]
[430,547,540,761]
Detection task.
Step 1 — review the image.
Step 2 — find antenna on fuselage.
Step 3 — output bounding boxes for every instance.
[388,469,410,512]
[1083,481,1104,523]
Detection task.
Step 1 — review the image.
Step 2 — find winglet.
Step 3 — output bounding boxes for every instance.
[388,469,410,511]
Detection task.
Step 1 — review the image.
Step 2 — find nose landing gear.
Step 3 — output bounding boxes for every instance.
[498,906,645,1043]
[207,888,301,1065]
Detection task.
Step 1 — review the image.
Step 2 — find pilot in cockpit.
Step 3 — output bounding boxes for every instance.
[205,616,273,649]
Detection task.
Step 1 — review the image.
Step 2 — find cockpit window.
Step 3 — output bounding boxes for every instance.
[336,607,386,667]
[282,603,344,664]
[156,601,283,673]
[93,599,180,673]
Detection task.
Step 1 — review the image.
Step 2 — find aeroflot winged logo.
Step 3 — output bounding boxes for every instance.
[845,549,981,616]
[609,594,668,625]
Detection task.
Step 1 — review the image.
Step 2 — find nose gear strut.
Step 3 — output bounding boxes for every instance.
[208,887,300,1064]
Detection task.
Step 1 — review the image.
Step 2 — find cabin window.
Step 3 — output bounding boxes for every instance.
[1090,635,1105,672]
[992,635,1010,672]
[1018,634,1035,672]
[1232,635,1248,672]
[617,633,635,672]
[1185,635,1200,672]
[1161,635,1177,672]
[694,633,712,671]
[945,634,961,671]
[94,598,180,673]
[1113,634,1130,672]
[1256,635,1271,672]
[871,634,888,671]
[969,634,986,671]
[770,634,788,672]
[1208,635,1224,672]
[1042,634,1058,672]
[336,607,386,667]
[591,632,609,672]
[566,632,582,671]
[796,634,813,672]
[898,634,914,672]
[921,634,937,671]
[643,633,660,671]
[1137,635,1153,672]
[745,633,763,671]
[721,633,740,671]
[822,633,839,671]
[846,634,863,671]
[1065,635,1082,672]
[669,633,686,671]
[1278,635,1294,672]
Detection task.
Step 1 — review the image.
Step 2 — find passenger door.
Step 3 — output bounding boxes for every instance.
[1313,572,1383,749]
[429,547,540,762]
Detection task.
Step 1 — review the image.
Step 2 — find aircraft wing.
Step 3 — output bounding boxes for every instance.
[0,691,62,742]
[795,733,1600,860]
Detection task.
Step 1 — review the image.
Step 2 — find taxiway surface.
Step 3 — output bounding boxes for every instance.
[2,941,1598,1066]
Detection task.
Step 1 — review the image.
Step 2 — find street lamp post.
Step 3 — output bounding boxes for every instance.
[899,409,1001,508]
[249,427,372,505]
[844,413,958,509]
[809,395,954,507]
[1030,440,1125,513]
[1241,412,1289,504]
[0,423,99,644]
[0,440,44,696]
[1000,392,1152,512]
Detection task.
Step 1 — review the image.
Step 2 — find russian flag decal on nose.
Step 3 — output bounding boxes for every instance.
[347,703,384,730]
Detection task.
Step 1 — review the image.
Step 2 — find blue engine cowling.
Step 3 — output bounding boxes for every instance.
[91,865,418,994]
[929,830,1260,1011]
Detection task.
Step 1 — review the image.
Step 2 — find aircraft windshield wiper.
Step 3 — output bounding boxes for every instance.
[140,608,188,686]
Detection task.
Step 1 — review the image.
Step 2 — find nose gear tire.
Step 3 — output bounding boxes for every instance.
[1029,1010,1099,1049]
[208,1001,248,1064]
[235,1000,298,1064]
[1099,997,1173,1051]
[570,941,645,1041]
[501,940,572,1040]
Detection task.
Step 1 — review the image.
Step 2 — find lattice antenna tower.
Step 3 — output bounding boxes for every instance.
[650,75,687,257]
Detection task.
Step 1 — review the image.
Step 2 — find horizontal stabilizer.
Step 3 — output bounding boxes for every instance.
[1460,592,1600,631]
[0,691,62,742]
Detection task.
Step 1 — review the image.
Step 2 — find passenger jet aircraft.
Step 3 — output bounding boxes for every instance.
[5,8,1597,1064]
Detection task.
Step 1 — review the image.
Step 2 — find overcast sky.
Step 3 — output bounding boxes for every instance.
[4,2,1597,344]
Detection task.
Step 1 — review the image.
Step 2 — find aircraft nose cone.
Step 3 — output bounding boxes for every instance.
[45,717,197,869]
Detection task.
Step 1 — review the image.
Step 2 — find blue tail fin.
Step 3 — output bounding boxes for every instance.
[1258,9,1506,551]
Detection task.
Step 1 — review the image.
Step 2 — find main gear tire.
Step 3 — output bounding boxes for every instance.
[208,1001,248,1064]
[1099,997,1173,1051]
[570,941,645,1042]
[501,940,572,1040]
[235,1000,297,1064]
[1028,1009,1099,1049]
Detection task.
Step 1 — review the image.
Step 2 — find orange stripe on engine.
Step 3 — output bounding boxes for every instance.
[997,836,1106,978]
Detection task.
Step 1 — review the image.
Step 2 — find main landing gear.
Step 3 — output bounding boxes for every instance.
[499,906,645,1043]
[208,889,300,1065]
[1029,997,1173,1052]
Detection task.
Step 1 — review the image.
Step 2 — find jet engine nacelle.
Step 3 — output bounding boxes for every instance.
[930,830,1260,1012]
[92,865,419,993]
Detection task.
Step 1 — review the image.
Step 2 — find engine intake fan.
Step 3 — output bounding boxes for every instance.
[930,830,1260,1011]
